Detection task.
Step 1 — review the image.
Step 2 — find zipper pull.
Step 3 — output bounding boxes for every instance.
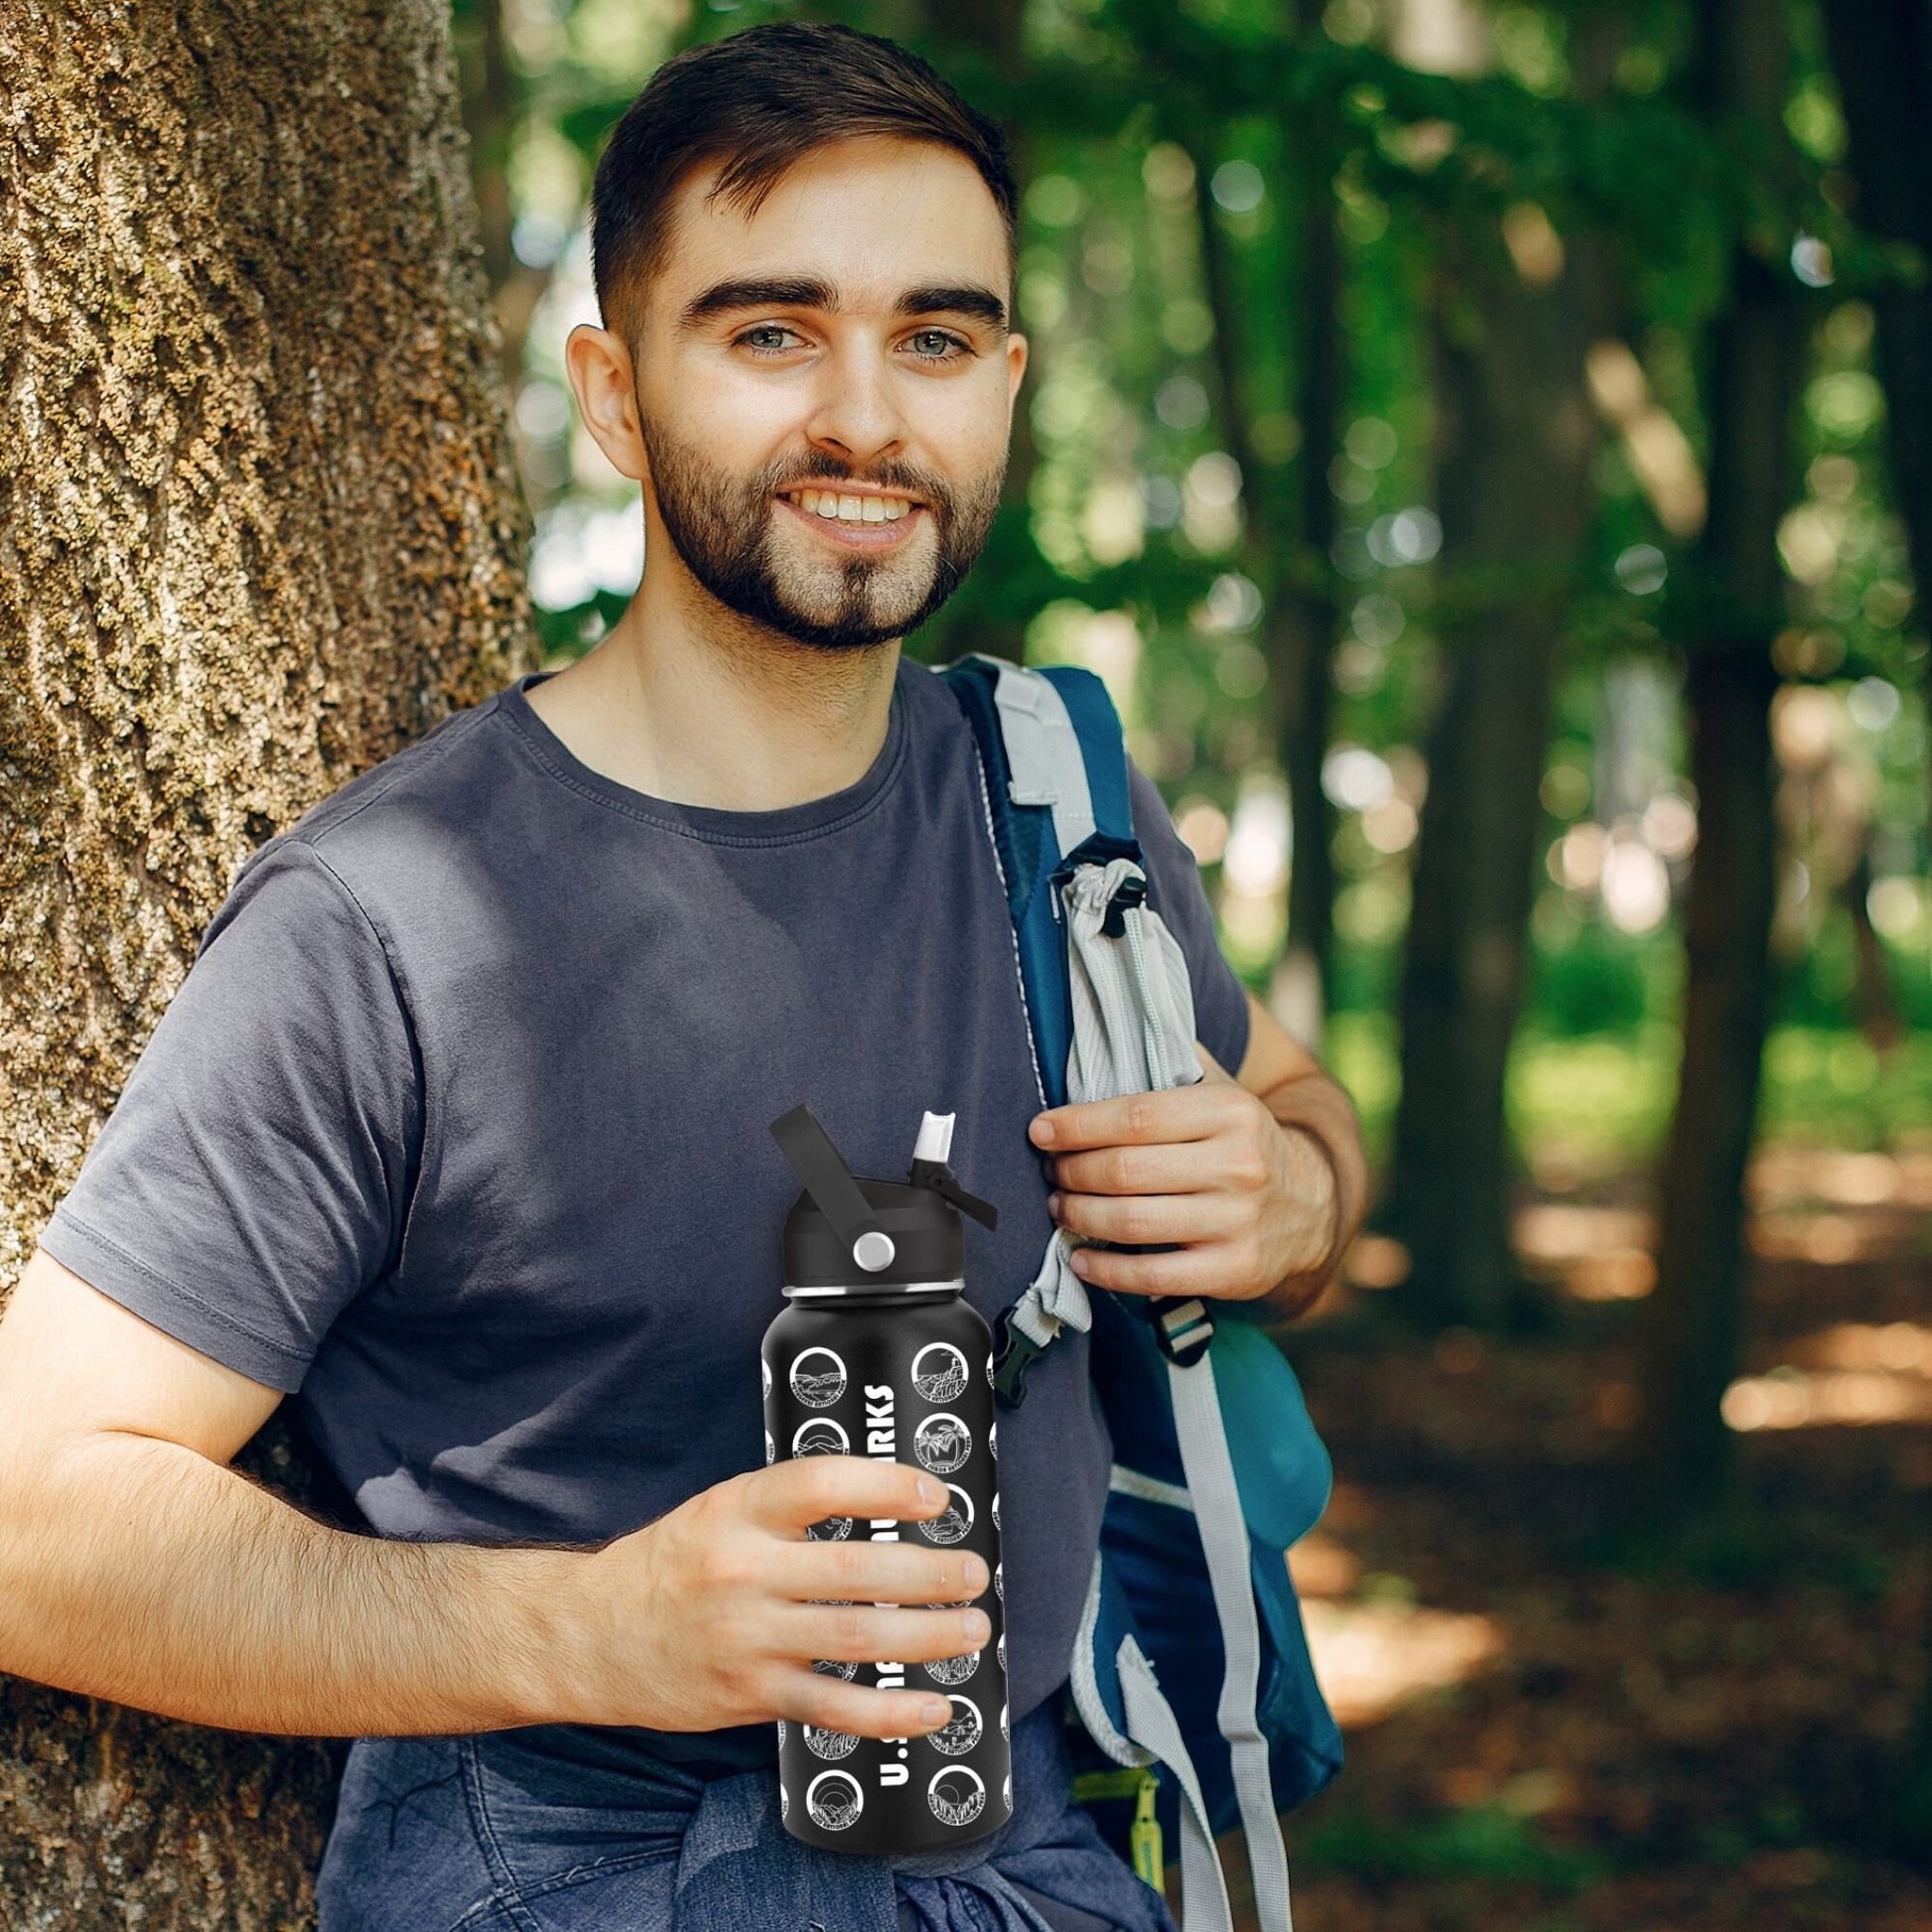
[1129,1769,1165,1893]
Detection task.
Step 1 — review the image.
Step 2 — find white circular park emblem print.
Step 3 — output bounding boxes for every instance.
[792,1417,849,1456]
[925,1647,979,1687]
[988,1419,997,1460]
[1003,1771,1013,1812]
[763,1428,774,1466]
[916,1482,974,1545]
[790,1347,847,1409]
[928,1764,986,1828]
[807,1769,864,1831]
[927,1694,982,1756]
[803,1724,859,1761]
[806,1515,852,1541]
[911,1342,969,1404]
[812,1656,858,1681]
[912,1412,971,1474]
[761,1356,771,1400]
[991,1492,1000,1531]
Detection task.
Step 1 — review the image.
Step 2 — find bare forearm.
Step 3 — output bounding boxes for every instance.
[0,1432,583,1737]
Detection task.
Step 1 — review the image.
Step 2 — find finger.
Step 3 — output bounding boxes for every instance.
[1048,1140,1221,1197]
[771,1665,962,1741]
[781,1536,991,1608]
[782,1598,994,1672]
[1053,1190,1241,1247]
[745,1456,947,1534]
[1030,1082,1227,1154]
[1067,1239,1241,1300]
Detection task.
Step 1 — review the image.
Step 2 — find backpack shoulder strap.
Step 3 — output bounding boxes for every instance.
[940,651,1324,1932]
[938,653,1137,1114]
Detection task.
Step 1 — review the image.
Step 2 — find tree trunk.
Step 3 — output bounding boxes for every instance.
[919,0,1036,667]
[1632,0,1803,1522]
[0,1,535,1922]
[1386,224,1605,1329]
[1185,1,1343,1044]
[452,0,533,386]
[1818,0,1932,657]
[1271,0,1344,1045]
[1809,2,1932,1858]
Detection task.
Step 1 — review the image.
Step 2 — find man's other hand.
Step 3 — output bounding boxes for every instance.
[1027,1049,1341,1309]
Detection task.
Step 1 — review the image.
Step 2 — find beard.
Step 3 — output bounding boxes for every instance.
[637,418,1005,652]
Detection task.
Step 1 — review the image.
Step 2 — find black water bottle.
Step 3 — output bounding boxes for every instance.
[763,1104,1012,1855]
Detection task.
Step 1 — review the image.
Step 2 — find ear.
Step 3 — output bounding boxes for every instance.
[563,324,649,484]
[1005,331,1029,420]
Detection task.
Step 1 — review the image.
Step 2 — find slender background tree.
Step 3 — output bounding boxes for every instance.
[1633,0,1808,1523]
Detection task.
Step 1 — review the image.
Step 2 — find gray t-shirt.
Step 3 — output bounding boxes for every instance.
[43,655,1250,1775]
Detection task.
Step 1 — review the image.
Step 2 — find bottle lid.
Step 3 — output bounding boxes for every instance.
[770,1106,997,1292]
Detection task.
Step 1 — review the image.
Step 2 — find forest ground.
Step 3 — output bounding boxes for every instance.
[1208,1140,1932,1931]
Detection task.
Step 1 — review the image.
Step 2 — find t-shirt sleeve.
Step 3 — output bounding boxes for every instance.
[1125,759,1252,1078]
[40,841,422,1394]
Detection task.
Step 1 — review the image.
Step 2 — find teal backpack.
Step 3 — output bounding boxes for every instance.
[937,652,1343,1932]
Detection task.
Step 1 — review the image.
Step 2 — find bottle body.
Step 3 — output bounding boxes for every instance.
[761,1287,1011,1854]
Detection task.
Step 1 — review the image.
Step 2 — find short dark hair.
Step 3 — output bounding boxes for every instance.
[590,22,1019,344]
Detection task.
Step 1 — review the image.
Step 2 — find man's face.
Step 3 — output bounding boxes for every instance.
[623,136,1027,652]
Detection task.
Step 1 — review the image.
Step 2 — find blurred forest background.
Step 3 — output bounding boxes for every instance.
[459,0,1930,1923]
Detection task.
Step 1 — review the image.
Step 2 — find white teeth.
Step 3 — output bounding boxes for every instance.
[792,489,913,524]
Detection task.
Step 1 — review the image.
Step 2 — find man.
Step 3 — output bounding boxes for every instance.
[0,23,1365,1932]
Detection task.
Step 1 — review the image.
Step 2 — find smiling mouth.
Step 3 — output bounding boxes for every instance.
[780,486,920,526]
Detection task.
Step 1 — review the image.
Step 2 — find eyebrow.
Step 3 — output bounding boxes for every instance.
[679,277,1009,333]
[900,285,1010,330]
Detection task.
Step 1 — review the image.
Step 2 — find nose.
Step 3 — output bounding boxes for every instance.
[803,337,907,472]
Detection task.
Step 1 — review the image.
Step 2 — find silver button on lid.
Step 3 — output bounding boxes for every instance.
[852,1230,897,1272]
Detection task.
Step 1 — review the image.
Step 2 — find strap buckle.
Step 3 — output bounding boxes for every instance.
[1146,1295,1215,1368]
[991,1308,1051,1408]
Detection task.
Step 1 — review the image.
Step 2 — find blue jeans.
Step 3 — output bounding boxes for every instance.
[315,1696,1179,1932]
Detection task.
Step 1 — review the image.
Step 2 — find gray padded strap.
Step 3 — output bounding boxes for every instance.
[990,660,1098,862]
[1169,1355,1295,1932]
[1117,1636,1235,1932]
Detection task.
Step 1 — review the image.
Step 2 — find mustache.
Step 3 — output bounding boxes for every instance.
[758,452,952,503]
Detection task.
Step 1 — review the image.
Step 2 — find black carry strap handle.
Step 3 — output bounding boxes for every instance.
[908,1157,1001,1232]
[768,1105,894,1273]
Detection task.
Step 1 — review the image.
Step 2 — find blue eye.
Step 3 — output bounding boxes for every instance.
[907,330,969,362]
[738,325,800,355]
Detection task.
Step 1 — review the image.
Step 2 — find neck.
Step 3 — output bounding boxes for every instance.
[526,560,901,812]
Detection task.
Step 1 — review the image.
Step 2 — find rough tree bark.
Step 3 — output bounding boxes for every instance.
[1632,0,1803,1522]
[0,1,535,1923]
